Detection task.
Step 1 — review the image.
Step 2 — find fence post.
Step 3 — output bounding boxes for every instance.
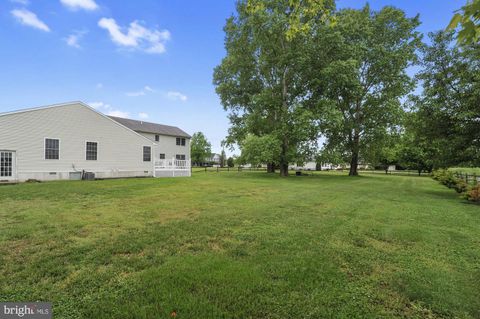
[205,166,207,172]
[217,166,219,173]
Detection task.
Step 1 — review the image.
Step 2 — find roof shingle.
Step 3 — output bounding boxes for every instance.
[109,116,191,138]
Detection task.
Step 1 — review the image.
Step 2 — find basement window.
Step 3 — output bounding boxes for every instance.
[159,153,165,159]
[143,146,151,162]
[45,138,59,160]
[86,142,98,161]
[176,154,186,160]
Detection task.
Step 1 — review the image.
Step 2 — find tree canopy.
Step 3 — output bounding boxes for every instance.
[306,5,421,175]
[190,132,212,165]
[215,1,478,175]
[214,0,329,176]
[448,0,480,45]
[411,31,480,167]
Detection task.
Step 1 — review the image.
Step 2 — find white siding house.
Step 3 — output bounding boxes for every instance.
[0,102,191,182]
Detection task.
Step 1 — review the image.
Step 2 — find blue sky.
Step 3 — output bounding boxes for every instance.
[0,0,460,155]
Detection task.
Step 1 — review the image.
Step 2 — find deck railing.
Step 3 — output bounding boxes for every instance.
[154,158,191,177]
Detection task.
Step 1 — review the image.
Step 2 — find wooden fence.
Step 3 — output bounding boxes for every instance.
[192,166,267,173]
[357,169,431,177]
[454,172,480,185]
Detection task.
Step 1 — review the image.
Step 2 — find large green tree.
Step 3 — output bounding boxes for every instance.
[190,132,212,166]
[214,0,332,176]
[412,31,480,167]
[448,0,480,45]
[306,5,421,175]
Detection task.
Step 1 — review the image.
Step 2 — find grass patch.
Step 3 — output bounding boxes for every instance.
[449,167,480,175]
[0,172,479,318]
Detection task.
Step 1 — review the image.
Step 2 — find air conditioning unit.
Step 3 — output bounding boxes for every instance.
[83,172,95,180]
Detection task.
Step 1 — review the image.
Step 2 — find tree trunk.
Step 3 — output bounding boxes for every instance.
[349,133,360,176]
[279,66,289,178]
[267,162,275,173]
[279,162,289,177]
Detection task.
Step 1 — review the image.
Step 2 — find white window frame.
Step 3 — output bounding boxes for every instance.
[176,137,186,146]
[143,146,152,162]
[0,150,16,179]
[44,137,60,160]
[85,141,99,161]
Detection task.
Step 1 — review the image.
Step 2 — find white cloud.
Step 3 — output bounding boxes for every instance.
[88,101,110,109]
[166,91,187,102]
[138,112,149,119]
[88,101,130,118]
[10,0,30,5]
[98,18,170,54]
[107,110,129,118]
[126,91,145,97]
[60,0,98,11]
[65,30,87,48]
[126,85,155,97]
[11,9,50,32]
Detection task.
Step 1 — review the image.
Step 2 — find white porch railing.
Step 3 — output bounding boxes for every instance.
[154,158,191,177]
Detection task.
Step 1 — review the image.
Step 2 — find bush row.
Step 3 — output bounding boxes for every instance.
[432,169,480,203]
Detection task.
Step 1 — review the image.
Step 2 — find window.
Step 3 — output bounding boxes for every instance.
[155,135,159,142]
[176,154,186,160]
[159,153,165,159]
[176,137,186,146]
[0,151,13,177]
[45,138,59,160]
[143,146,151,162]
[86,142,98,160]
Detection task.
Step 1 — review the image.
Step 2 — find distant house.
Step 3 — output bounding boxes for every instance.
[0,102,191,182]
[208,153,222,165]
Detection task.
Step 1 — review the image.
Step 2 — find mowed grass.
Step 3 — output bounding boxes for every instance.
[0,172,479,318]
[449,167,480,175]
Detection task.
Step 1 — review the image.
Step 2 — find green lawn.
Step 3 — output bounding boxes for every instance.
[449,167,480,175]
[0,172,479,318]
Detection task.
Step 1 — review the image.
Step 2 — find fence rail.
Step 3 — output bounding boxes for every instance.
[454,172,479,185]
[357,169,431,177]
[192,166,267,173]
[192,167,433,176]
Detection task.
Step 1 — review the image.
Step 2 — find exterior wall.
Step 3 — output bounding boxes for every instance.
[138,132,190,161]
[0,103,155,181]
[289,162,317,170]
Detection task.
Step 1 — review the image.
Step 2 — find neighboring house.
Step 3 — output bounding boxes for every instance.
[207,153,221,166]
[289,162,317,171]
[0,101,191,182]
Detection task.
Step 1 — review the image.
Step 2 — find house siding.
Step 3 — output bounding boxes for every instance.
[138,132,190,161]
[0,103,155,181]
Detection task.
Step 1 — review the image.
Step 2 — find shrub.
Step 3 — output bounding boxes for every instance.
[464,185,480,203]
[435,170,457,188]
[453,180,469,193]
[432,169,445,180]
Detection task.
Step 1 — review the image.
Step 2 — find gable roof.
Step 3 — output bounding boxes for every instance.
[0,101,156,145]
[108,116,191,138]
